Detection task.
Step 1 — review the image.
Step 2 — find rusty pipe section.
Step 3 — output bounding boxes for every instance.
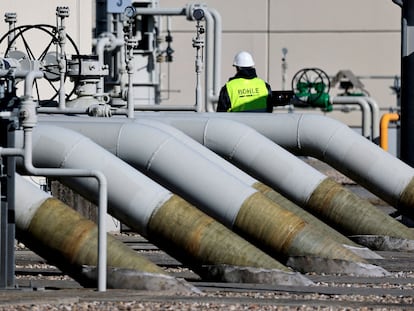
[17,125,289,272]
[38,120,370,265]
[14,174,165,286]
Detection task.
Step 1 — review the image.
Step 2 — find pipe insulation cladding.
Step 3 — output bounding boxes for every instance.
[35,120,373,269]
[15,125,290,272]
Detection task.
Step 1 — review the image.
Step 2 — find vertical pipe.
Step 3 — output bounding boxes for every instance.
[380,113,400,151]
[330,97,372,139]
[22,128,108,292]
[364,97,381,142]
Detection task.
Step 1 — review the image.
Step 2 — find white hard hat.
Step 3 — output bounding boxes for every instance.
[233,51,255,67]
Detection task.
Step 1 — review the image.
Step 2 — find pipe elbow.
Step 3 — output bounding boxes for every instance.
[380,113,399,151]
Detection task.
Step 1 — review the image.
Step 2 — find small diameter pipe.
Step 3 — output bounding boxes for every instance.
[24,125,289,273]
[380,113,400,151]
[208,8,222,111]
[14,173,165,287]
[3,69,109,291]
[93,34,124,95]
[21,128,108,292]
[364,97,381,141]
[130,5,217,113]
[330,96,372,139]
[127,48,135,119]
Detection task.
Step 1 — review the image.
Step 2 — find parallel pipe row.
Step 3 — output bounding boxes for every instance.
[127,113,414,239]
[12,111,414,286]
[136,112,414,221]
[15,126,291,274]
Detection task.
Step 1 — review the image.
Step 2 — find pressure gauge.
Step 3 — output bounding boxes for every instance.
[124,6,136,18]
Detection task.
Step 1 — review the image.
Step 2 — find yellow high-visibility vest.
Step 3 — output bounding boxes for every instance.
[226,77,268,112]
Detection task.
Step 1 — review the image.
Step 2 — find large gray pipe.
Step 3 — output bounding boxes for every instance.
[43,117,358,247]
[201,114,414,218]
[125,113,414,239]
[15,125,289,272]
[34,119,376,270]
[14,173,167,286]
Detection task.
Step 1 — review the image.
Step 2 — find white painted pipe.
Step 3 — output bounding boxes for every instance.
[21,128,108,292]
[364,97,381,141]
[330,96,372,139]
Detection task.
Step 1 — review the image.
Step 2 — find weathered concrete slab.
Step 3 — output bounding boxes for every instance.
[350,235,414,252]
[342,244,383,259]
[286,256,391,277]
[199,265,314,286]
[81,266,201,293]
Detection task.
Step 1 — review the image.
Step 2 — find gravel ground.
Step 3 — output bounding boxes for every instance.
[3,158,413,310]
[8,247,414,311]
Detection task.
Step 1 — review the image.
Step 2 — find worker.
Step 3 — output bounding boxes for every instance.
[217,51,272,112]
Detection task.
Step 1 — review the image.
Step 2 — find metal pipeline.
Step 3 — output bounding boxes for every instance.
[330,96,372,139]
[16,125,289,272]
[364,97,381,141]
[93,33,124,96]
[141,112,414,222]
[14,173,166,287]
[126,113,414,240]
[38,119,372,267]
[42,117,359,248]
[129,5,220,113]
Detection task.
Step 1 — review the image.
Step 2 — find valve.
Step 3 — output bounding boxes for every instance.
[291,67,332,112]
